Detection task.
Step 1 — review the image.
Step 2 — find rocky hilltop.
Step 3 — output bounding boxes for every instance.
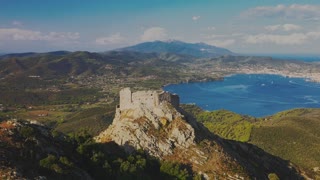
[96,88,306,179]
[95,88,196,158]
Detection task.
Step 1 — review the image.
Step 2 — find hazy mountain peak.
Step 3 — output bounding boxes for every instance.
[117,40,234,58]
[162,39,184,43]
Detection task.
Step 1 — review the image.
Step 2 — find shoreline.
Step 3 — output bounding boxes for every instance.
[224,72,320,83]
[163,72,320,89]
[162,73,320,117]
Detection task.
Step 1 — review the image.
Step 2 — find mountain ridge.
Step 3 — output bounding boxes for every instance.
[116,40,234,58]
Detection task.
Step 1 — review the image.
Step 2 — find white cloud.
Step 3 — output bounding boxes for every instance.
[192,16,201,21]
[245,33,307,45]
[203,33,243,47]
[242,4,320,20]
[207,26,216,31]
[95,33,126,45]
[245,31,320,45]
[0,28,79,41]
[207,39,235,47]
[140,27,168,41]
[265,24,302,31]
[12,21,23,26]
[306,31,320,39]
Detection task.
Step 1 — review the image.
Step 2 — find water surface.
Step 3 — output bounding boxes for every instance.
[164,74,320,117]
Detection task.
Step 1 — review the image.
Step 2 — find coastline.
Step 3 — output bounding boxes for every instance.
[163,73,320,117]
[163,71,320,90]
[216,67,320,83]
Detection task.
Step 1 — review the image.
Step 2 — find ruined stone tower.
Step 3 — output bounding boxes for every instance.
[118,88,179,110]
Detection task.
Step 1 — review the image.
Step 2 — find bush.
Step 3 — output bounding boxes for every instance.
[39,154,62,173]
[19,126,35,138]
[160,161,190,180]
[39,154,74,174]
[268,173,280,180]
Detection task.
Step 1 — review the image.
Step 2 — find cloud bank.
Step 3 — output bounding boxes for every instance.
[95,33,126,45]
[245,31,320,45]
[265,24,302,31]
[0,28,79,41]
[242,4,320,20]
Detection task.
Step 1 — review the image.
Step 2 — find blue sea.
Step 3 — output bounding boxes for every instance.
[164,74,320,117]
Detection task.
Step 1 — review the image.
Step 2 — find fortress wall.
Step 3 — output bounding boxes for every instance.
[119,88,133,110]
[119,88,180,110]
[132,91,157,108]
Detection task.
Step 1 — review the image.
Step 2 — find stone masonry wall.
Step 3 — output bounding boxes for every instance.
[119,88,179,110]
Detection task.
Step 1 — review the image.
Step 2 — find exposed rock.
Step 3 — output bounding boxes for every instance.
[96,88,308,179]
[95,89,195,158]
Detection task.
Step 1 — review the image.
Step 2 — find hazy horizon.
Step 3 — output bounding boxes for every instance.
[1,0,320,54]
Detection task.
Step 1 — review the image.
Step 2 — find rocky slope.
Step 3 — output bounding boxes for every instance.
[96,101,196,158]
[0,120,92,179]
[96,88,306,179]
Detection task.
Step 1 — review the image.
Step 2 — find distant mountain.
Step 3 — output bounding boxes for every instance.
[0,50,191,79]
[0,51,71,58]
[117,40,234,57]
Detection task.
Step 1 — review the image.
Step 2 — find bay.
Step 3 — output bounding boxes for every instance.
[164,74,320,117]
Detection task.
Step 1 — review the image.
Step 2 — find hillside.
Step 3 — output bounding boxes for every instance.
[182,105,320,178]
[0,120,92,179]
[0,50,217,107]
[250,109,320,178]
[0,119,203,179]
[117,40,234,58]
[1,45,320,179]
[96,88,305,179]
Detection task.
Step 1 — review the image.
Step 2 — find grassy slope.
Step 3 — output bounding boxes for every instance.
[182,104,256,142]
[56,103,115,136]
[182,105,320,177]
[8,103,116,136]
[250,109,320,176]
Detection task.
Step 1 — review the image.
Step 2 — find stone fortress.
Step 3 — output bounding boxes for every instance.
[96,87,196,159]
[118,87,180,111]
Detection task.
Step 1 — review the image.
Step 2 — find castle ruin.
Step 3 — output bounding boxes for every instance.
[118,88,179,110]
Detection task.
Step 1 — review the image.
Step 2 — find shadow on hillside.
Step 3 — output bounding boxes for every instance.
[180,107,305,180]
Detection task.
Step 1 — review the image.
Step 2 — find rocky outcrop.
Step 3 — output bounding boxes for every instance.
[95,101,195,158]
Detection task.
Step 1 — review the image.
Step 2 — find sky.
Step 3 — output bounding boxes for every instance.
[1,0,320,54]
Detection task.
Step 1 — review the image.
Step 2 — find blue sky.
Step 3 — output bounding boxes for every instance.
[1,0,320,53]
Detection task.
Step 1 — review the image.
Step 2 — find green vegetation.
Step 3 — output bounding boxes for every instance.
[182,105,320,178]
[1,50,320,178]
[160,161,191,180]
[18,126,35,138]
[2,121,200,179]
[0,87,102,106]
[182,104,256,142]
[56,103,115,135]
[67,130,197,180]
[39,155,74,174]
[268,173,280,180]
[250,109,320,177]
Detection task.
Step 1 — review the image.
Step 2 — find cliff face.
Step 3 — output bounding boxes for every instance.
[96,88,306,179]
